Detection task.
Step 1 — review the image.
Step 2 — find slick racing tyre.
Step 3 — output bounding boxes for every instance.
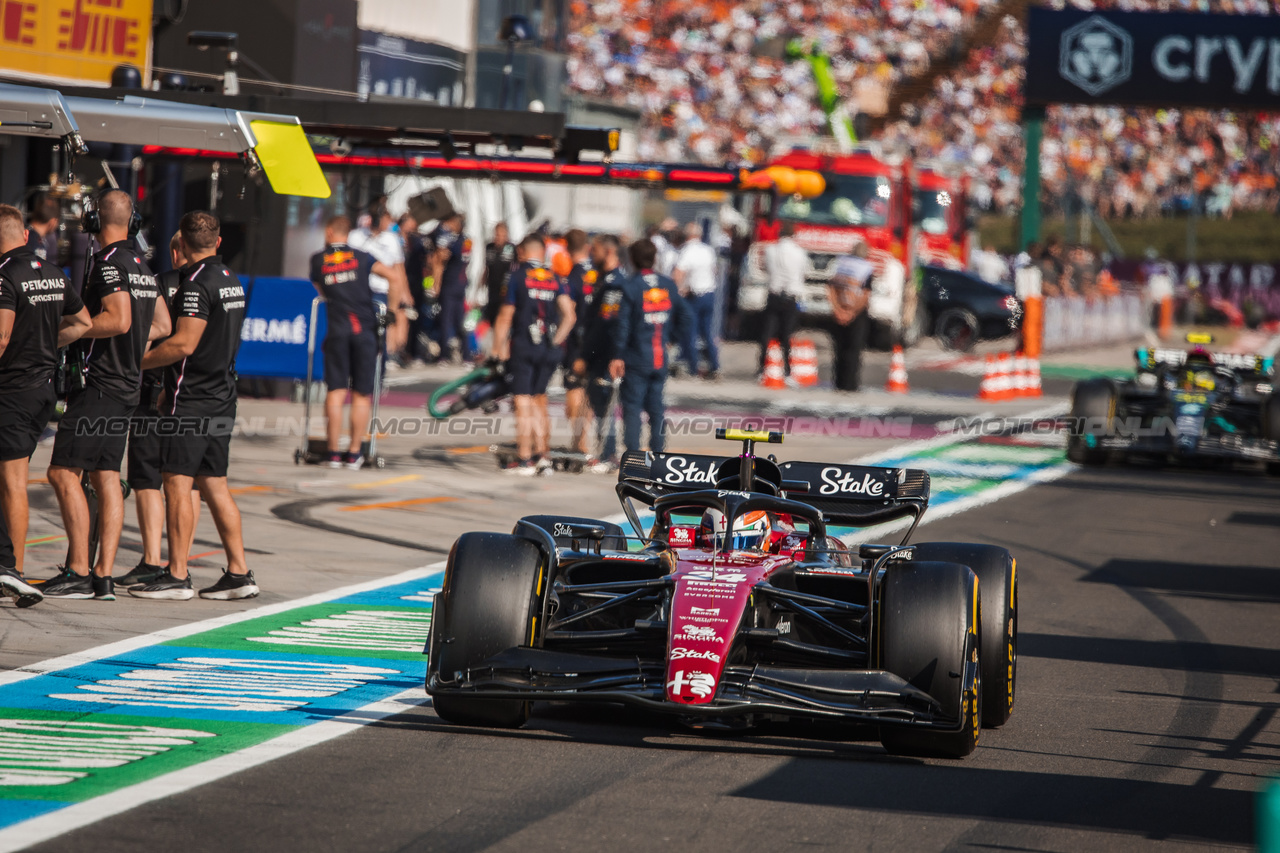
[911,543,1016,727]
[518,515,627,551]
[428,532,544,728]
[879,561,981,759]
[1067,378,1116,466]
[1263,395,1280,476]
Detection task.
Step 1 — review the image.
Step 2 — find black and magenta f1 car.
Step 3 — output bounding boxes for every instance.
[425,430,1017,758]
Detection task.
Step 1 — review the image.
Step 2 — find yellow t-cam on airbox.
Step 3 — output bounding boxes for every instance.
[249,120,331,199]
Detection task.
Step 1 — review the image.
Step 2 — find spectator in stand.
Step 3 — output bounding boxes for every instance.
[759,221,807,385]
[673,221,720,380]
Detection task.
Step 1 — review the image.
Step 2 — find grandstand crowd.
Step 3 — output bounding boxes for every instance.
[567,0,1280,218]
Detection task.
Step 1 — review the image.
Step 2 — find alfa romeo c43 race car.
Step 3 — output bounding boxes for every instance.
[1068,335,1280,473]
[426,430,1017,758]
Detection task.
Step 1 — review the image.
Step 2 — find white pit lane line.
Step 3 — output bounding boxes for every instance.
[1,404,1072,851]
[0,563,445,853]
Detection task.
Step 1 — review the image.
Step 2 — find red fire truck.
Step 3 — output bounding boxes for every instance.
[740,144,971,334]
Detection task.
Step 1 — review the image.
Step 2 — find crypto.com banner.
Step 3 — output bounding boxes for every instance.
[1026,7,1280,109]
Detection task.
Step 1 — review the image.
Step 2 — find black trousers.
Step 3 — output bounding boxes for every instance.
[832,310,870,391]
[758,292,799,374]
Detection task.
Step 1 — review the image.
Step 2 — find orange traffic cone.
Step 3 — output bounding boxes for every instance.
[1025,356,1043,398]
[978,354,1002,401]
[761,340,786,389]
[792,337,819,387]
[886,345,909,393]
[996,351,1015,401]
[1011,352,1029,398]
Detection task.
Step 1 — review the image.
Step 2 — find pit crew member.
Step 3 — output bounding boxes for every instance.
[44,191,169,601]
[0,205,90,607]
[609,239,691,454]
[134,211,256,601]
[492,235,576,475]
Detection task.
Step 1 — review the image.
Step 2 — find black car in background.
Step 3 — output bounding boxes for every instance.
[912,266,1023,351]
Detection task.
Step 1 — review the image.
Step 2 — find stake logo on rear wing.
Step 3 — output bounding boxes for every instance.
[617,451,930,529]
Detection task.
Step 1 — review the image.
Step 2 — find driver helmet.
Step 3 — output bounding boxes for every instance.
[699,509,772,551]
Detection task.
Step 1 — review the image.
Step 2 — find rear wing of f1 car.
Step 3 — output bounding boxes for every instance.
[616,449,930,530]
[1137,347,1275,376]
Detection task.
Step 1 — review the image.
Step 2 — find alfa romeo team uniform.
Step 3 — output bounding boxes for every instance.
[51,240,159,473]
[310,243,379,396]
[160,256,246,479]
[505,260,569,396]
[432,227,472,359]
[561,258,596,390]
[579,265,627,461]
[127,267,183,491]
[612,269,690,454]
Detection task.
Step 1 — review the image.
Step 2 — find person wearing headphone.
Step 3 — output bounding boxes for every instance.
[40,190,170,601]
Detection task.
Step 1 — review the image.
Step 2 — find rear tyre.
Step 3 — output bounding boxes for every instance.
[935,309,980,352]
[879,561,982,758]
[518,514,627,552]
[428,532,544,728]
[1067,378,1116,466]
[910,543,1016,727]
[1262,396,1280,476]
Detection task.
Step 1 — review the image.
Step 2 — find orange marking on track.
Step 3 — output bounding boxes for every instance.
[229,485,275,494]
[446,445,492,455]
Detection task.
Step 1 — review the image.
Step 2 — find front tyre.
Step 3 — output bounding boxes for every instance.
[1067,378,1116,465]
[911,543,1016,727]
[879,561,982,758]
[428,532,544,728]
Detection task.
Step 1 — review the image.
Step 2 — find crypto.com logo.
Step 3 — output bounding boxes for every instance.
[1060,15,1132,96]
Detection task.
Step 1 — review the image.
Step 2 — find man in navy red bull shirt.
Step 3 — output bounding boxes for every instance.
[310,215,400,469]
[492,235,576,475]
[610,239,691,454]
[430,212,472,363]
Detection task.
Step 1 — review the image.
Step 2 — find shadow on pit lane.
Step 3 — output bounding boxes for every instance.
[1021,632,1280,679]
[371,700,929,765]
[1052,466,1280,501]
[1083,558,1280,605]
[729,759,1251,845]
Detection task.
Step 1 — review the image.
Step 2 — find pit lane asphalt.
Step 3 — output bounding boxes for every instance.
[22,459,1280,852]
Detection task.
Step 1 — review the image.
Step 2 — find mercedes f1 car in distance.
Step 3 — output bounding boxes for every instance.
[1068,333,1280,473]
[426,430,1017,758]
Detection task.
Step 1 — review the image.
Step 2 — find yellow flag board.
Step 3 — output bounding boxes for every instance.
[249,120,332,199]
[0,0,152,87]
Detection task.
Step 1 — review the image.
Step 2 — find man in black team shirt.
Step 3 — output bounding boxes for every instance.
[577,233,627,471]
[0,205,91,607]
[118,232,202,589]
[132,211,256,601]
[311,215,399,469]
[43,191,169,601]
[561,229,596,459]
